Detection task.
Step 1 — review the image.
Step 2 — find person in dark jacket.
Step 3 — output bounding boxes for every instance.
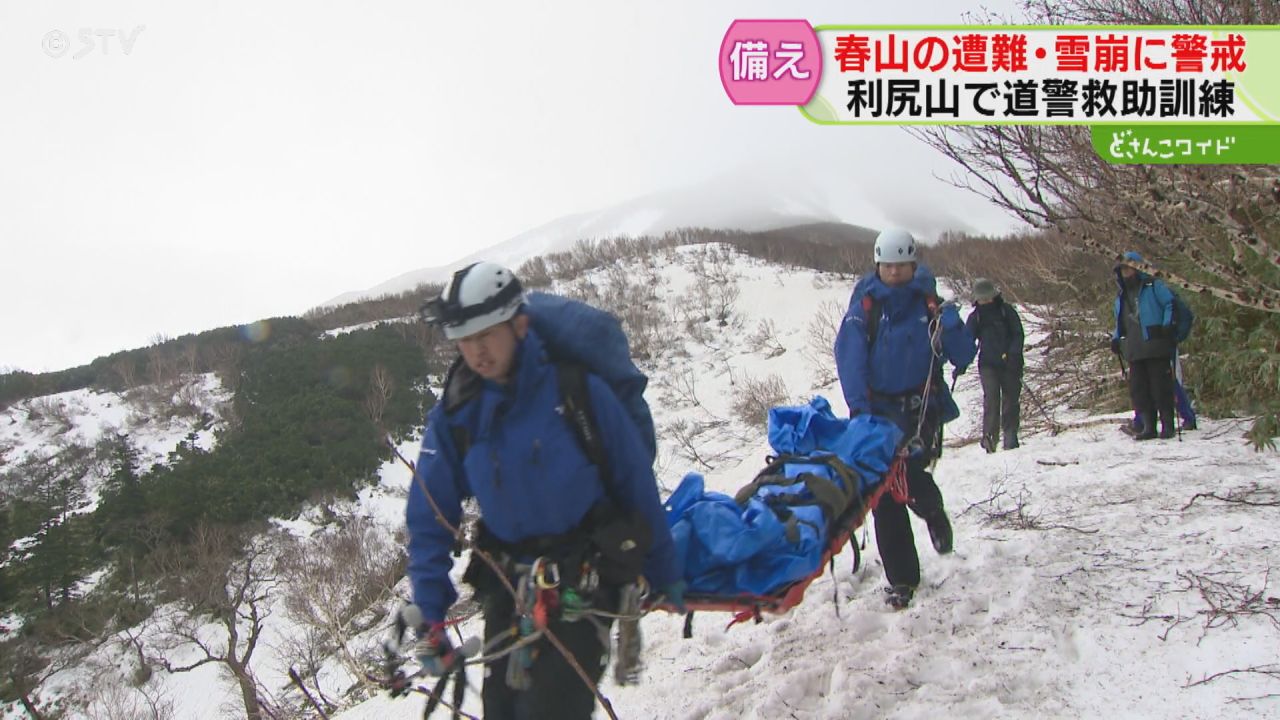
[964,278,1025,452]
[834,229,976,610]
[406,262,682,719]
[1110,251,1178,440]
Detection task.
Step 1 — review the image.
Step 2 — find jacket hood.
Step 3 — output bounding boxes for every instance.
[1114,250,1152,291]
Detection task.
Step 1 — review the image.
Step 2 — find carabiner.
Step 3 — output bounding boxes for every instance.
[532,557,560,590]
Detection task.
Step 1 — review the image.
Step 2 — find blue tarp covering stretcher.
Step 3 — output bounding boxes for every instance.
[650,397,906,626]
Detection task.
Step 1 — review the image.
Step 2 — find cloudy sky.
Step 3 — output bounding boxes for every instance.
[1,0,1027,373]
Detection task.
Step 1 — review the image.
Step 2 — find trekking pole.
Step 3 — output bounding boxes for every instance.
[1116,354,1128,381]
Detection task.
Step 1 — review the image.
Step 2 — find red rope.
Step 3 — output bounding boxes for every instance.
[885,453,911,504]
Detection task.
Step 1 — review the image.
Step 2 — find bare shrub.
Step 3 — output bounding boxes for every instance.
[145,335,178,388]
[148,524,280,720]
[364,364,394,424]
[25,397,75,435]
[518,255,553,289]
[112,356,141,389]
[686,245,742,327]
[275,512,403,703]
[746,319,786,358]
[79,676,175,720]
[204,341,244,390]
[731,372,789,429]
[303,281,444,333]
[656,366,711,414]
[801,299,846,389]
[666,417,733,471]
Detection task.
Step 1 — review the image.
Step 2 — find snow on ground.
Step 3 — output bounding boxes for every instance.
[331,247,1280,719]
[0,372,228,471]
[1,372,229,559]
[7,246,1279,719]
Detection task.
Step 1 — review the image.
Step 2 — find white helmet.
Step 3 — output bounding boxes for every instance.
[424,262,525,340]
[873,228,917,263]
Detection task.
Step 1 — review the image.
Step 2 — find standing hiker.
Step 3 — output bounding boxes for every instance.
[1110,251,1178,441]
[405,262,683,718]
[834,229,976,609]
[964,278,1025,452]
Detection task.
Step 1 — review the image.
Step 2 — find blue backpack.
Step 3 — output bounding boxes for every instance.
[1171,290,1194,344]
[526,292,657,463]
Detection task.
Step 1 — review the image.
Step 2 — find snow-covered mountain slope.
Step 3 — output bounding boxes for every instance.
[6,245,1278,720]
[0,373,228,486]
[321,174,840,307]
[331,247,1280,720]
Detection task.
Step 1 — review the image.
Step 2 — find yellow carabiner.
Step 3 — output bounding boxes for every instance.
[532,557,560,590]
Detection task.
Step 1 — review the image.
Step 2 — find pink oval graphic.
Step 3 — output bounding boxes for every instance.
[719,20,822,106]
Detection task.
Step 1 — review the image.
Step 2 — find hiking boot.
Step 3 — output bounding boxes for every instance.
[884,584,915,610]
[1133,427,1157,441]
[1003,438,1020,450]
[980,436,997,454]
[1159,425,1176,439]
[1181,420,1197,431]
[927,512,953,555]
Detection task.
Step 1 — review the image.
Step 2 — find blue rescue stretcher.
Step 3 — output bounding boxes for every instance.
[651,397,908,628]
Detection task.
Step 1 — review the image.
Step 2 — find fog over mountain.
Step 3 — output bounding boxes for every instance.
[323,170,843,306]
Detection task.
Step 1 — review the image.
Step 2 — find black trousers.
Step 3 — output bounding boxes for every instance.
[1128,356,1175,433]
[478,587,612,720]
[872,450,946,589]
[979,364,1022,448]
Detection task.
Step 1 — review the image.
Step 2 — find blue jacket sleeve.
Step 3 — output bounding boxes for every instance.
[1113,296,1122,339]
[585,375,681,589]
[939,303,977,372]
[405,411,468,624]
[1153,281,1175,326]
[834,297,871,416]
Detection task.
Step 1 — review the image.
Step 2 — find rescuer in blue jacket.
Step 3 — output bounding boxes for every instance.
[834,229,976,609]
[406,261,681,719]
[1111,251,1179,441]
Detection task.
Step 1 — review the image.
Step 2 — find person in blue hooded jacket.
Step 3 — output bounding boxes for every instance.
[1110,251,1177,440]
[406,262,681,719]
[834,229,976,609]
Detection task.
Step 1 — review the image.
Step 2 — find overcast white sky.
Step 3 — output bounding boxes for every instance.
[1,0,1028,373]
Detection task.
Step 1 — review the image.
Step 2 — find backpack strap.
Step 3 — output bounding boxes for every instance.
[861,295,880,352]
[1000,302,1020,349]
[862,293,940,352]
[439,358,624,509]
[555,363,625,510]
[441,356,480,456]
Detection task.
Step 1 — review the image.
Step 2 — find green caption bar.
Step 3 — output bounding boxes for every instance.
[1091,125,1280,164]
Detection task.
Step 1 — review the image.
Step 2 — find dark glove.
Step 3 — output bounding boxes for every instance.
[1110,337,1121,355]
[661,580,688,613]
[413,623,460,677]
